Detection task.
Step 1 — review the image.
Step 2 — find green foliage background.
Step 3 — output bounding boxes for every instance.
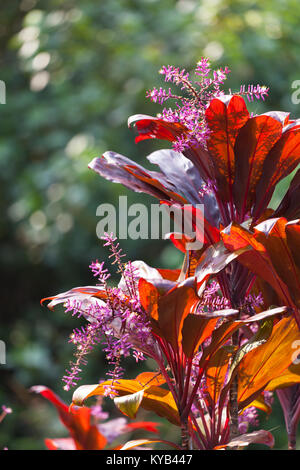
[1,0,300,450]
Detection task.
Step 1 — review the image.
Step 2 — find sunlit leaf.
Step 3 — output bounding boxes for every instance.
[41,286,107,310]
[181,315,219,358]
[215,429,274,449]
[221,221,295,310]
[195,240,250,295]
[138,278,159,321]
[134,371,166,387]
[248,395,272,415]
[125,421,160,434]
[205,95,249,201]
[267,363,300,391]
[254,125,300,219]
[114,390,145,419]
[233,114,282,219]
[157,284,199,349]
[72,379,180,426]
[128,114,187,144]
[226,318,274,390]
[89,152,185,203]
[238,317,300,409]
[31,386,107,450]
[119,438,181,450]
[206,346,232,403]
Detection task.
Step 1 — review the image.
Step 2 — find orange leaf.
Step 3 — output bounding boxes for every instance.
[221,222,295,309]
[206,346,232,403]
[238,317,300,409]
[266,362,300,391]
[157,284,199,350]
[181,314,219,358]
[134,371,166,387]
[138,278,159,321]
[72,379,180,426]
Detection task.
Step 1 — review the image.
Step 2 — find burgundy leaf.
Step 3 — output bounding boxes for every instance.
[277,384,300,449]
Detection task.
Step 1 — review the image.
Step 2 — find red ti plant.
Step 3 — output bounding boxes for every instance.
[41,59,300,449]
[31,385,165,451]
[42,235,300,449]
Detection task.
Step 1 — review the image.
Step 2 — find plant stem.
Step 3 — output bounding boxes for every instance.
[229,328,239,441]
[180,419,190,450]
[220,265,241,445]
[288,431,296,450]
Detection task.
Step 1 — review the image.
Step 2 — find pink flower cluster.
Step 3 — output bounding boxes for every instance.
[146,57,268,152]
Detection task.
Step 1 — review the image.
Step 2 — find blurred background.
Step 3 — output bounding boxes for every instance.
[1,0,300,450]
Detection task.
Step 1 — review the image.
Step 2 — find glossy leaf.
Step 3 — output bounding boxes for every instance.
[267,362,300,391]
[233,114,282,219]
[128,114,187,144]
[72,379,180,426]
[206,346,232,404]
[138,278,159,321]
[89,152,185,203]
[31,386,107,450]
[206,308,287,404]
[221,221,295,310]
[134,371,166,388]
[195,240,250,295]
[237,317,300,409]
[181,315,219,358]
[157,284,199,350]
[114,390,145,419]
[205,95,249,201]
[215,429,274,449]
[146,149,205,206]
[254,125,300,219]
[41,286,107,310]
[225,319,274,391]
[253,218,300,325]
[119,438,181,450]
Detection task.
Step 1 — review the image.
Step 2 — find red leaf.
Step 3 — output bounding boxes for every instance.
[157,284,199,349]
[233,114,282,219]
[44,438,76,450]
[221,222,295,310]
[205,95,249,201]
[128,114,187,143]
[254,125,300,219]
[125,421,160,434]
[138,278,159,321]
[31,386,107,450]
